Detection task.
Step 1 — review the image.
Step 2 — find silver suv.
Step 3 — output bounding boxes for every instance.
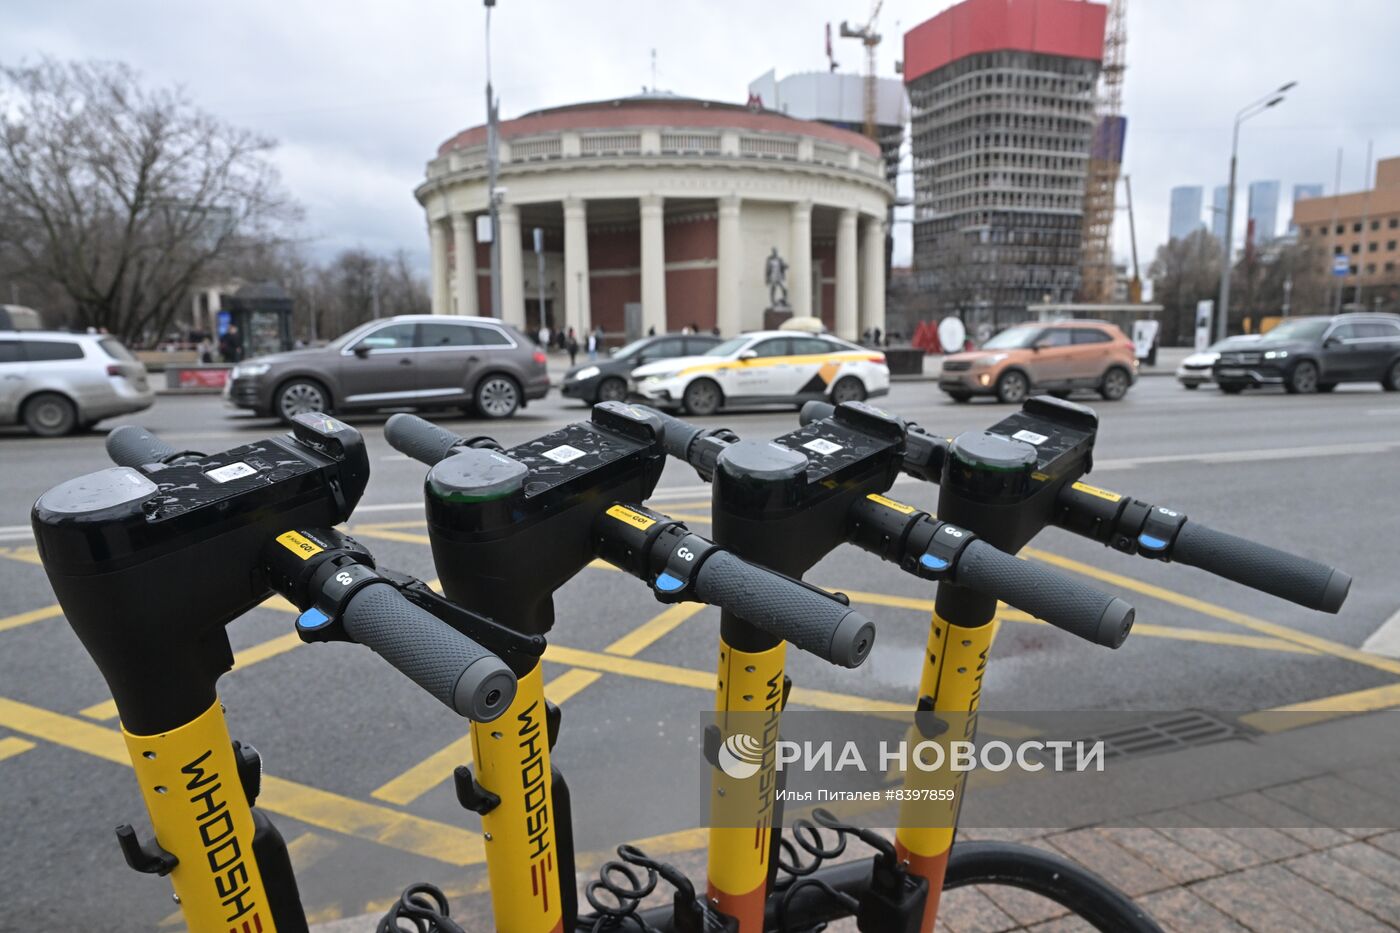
[225,315,550,422]
[0,332,154,436]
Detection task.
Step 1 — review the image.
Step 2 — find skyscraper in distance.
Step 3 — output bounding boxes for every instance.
[1247,180,1281,244]
[1212,185,1229,242]
[1168,186,1204,242]
[1290,183,1324,232]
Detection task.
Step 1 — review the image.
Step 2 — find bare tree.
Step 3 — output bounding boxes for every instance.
[1148,229,1223,345]
[0,59,296,343]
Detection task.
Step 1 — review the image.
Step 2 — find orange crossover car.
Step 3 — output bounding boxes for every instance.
[939,320,1138,404]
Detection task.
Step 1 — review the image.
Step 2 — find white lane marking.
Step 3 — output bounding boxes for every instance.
[0,526,33,541]
[1087,439,1400,471]
[1361,607,1400,660]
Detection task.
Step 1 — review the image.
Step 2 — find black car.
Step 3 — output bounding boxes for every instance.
[561,332,722,404]
[1213,313,1400,394]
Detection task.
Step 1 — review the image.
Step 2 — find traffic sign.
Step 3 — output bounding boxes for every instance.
[1333,254,1350,276]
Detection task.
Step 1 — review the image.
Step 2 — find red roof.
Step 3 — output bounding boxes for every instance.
[436,97,881,158]
[903,0,1107,84]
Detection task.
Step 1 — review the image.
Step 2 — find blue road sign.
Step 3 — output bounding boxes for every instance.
[1333,254,1351,276]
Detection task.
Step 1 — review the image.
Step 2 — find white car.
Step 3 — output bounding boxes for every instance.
[1176,335,1262,389]
[0,331,154,435]
[629,331,890,415]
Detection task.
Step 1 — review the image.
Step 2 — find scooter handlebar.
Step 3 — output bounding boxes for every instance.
[384,413,468,466]
[630,405,705,464]
[340,582,516,721]
[953,540,1135,648]
[1169,521,1350,614]
[106,425,180,467]
[799,400,836,426]
[692,550,875,668]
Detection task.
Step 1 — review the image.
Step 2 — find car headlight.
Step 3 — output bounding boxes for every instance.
[233,362,271,378]
[972,354,1009,366]
[1263,350,1289,360]
[641,372,677,383]
[572,365,600,381]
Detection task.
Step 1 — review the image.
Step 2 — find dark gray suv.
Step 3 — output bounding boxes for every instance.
[1213,313,1400,394]
[225,315,549,421]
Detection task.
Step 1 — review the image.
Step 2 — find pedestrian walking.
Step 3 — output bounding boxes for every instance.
[537,324,552,349]
[587,326,602,361]
[566,328,579,366]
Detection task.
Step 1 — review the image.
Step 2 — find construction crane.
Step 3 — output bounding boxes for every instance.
[1122,174,1142,303]
[839,0,883,140]
[1078,0,1127,303]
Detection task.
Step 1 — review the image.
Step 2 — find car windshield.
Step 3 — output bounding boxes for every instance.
[981,326,1042,350]
[1261,319,1328,343]
[98,338,136,361]
[611,338,651,360]
[327,320,381,349]
[704,337,751,357]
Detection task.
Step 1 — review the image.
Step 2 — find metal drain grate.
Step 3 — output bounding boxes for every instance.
[1033,712,1240,768]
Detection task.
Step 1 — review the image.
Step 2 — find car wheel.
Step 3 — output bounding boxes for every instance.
[1316,382,1337,393]
[1382,359,1400,391]
[596,376,627,403]
[23,392,77,437]
[945,391,973,403]
[1099,366,1131,401]
[830,376,867,404]
[994,370,1028,404]
[682,378,722,416]
[1219,384,1245,394]
[1285,360,1318,394]
[475,374,520,419]
[276,379,330,423]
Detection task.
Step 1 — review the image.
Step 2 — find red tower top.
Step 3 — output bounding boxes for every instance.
[903,0,1108,84]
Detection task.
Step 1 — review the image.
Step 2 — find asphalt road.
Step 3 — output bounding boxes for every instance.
[2,377,1399,930]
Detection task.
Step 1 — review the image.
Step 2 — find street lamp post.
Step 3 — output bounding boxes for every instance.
[1215,81,1296,342]
[484,0,503,319]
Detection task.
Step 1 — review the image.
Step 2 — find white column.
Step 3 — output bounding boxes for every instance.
[789,200,812,316]
[834,208,858,341]
[859,215,886,338]
[429,219,450,315]
[452,213,478,317]
[640,194,667,335]
[498,203,525,327]
[563,197,591,335]
[716,195,741,337]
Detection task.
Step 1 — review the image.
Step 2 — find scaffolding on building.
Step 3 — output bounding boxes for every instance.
[1078,0,1127,303]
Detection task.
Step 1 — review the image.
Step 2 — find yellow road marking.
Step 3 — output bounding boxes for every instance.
[1024,546,1400,675]
[604,601,706,656]
[0,696,486,865]
[0,736,35,761]
[370,668,602,806]
[0,603,63,633]
[351,519,430,531]
[0,546,42,565]
[1240,681,1400,732]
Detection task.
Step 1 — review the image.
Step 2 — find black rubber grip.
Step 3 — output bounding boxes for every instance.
[340,582,516,721]
[954,540,1135,648]
[799,400,836,426]
[1170,521,1351,613]
[106,425,178,467]
[384,413,464,466]
[633,405,703,463]
[692,551,875,667]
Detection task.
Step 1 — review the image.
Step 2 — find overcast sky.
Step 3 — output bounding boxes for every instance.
[4,0,1399,279]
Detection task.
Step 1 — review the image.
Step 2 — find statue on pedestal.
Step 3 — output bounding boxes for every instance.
[765,247,790,311]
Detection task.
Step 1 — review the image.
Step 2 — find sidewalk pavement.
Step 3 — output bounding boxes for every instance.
[311,710,1400,932]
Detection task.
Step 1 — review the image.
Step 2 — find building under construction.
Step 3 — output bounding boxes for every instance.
[903,0,1112,330]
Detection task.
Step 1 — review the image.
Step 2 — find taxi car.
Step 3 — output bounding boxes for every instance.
[629,330,889,415]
